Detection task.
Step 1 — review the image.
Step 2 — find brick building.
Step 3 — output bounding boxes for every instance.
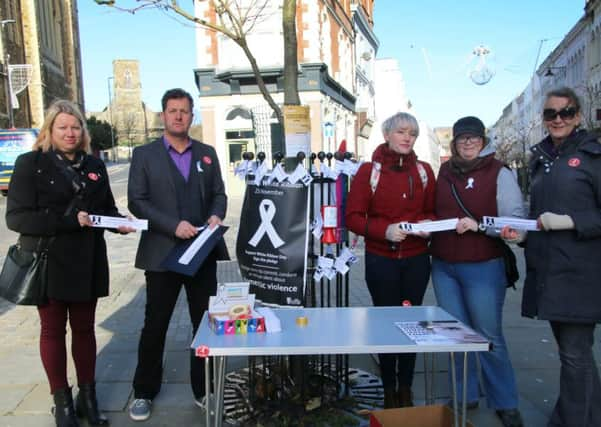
[193,0,376,194]
[0,0,84,129]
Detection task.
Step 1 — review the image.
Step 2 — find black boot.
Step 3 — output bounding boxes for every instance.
[383,386,398,408]
[397,385,414,407]
[52,387,80,427]
[75,383,109,426]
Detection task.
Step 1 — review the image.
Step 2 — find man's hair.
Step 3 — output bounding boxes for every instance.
[161,88,194,111]
[33,99,91,153]
[545,87,582,112]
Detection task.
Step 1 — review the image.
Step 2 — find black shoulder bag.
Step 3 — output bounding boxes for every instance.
[449,182,519,289]
[0,237,52,305]
[0,152,83,305]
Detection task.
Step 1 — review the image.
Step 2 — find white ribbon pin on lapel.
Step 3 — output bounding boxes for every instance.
[465,177,475,189]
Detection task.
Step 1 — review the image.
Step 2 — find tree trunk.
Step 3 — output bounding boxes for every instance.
[283,0,300,106]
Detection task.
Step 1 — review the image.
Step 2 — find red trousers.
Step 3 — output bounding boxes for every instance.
[37,299,97,394]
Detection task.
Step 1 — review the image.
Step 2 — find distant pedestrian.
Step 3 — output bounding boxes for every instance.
[430,116,524,427]
[517,87,601,427]
[5,99,135,427]
[127,88,227,422]
[346,112,436,408]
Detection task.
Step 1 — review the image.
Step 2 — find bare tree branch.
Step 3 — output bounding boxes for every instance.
[95,0,288,123]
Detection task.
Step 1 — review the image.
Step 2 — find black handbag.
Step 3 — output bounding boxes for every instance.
[498,240,519,288]
[0,238,51,305]
[449,182,519,289]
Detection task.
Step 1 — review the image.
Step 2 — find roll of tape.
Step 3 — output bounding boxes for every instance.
[228,304,249,319]
[296,316,308,327]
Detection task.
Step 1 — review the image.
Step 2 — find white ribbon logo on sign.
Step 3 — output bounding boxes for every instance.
[248,199,285,248]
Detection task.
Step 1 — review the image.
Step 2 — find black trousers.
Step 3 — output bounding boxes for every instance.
[548,321,601,427]
[365,252,431,389]
[133,258,217,400]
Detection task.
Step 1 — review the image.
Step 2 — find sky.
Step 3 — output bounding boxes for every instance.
[78,1,585,128]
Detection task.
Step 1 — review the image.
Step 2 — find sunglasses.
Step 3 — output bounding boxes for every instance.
[542,106,578,121]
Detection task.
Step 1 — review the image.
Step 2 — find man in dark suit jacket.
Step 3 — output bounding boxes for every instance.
[127,88,227,422]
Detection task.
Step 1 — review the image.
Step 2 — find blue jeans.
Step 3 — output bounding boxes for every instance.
[431,257,519,409]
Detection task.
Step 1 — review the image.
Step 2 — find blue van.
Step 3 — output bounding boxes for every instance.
[0,128,38,195]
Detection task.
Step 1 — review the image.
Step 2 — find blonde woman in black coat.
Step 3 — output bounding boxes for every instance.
[6,100,134,427]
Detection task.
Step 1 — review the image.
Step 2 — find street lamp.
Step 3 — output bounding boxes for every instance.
[1,19,16,128]
[107,76,115,161]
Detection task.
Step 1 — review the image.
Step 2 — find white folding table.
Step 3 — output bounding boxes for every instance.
[191,306,489,427]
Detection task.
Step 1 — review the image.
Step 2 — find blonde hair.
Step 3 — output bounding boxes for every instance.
[33,100,91,153]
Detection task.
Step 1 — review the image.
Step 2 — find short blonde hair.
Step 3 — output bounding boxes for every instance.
[33,100,91,153]
[381,112,420,137]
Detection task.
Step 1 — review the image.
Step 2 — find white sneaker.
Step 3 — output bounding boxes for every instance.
[129,398,152,421]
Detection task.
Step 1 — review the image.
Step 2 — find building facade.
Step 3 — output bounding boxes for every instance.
[491,1,600,165]
[194,0,376,194]
[0,0,84,129]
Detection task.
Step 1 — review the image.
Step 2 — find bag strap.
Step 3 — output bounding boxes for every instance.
[449,182,477,221]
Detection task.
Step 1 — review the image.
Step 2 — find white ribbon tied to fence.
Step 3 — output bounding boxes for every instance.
[248,199,285,248]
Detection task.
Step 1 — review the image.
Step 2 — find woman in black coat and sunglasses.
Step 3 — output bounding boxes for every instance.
[517,87,601,426]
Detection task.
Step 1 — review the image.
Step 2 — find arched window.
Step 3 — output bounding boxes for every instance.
[226,107,252,121]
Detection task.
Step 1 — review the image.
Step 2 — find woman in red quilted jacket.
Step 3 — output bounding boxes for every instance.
[346,112,436,408]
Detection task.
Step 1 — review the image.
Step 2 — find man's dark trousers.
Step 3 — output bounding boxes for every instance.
[133,255,217,400]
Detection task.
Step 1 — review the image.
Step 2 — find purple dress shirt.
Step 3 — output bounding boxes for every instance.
[163,137,192,181]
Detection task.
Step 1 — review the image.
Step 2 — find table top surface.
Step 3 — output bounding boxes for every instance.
[191,306,490,357]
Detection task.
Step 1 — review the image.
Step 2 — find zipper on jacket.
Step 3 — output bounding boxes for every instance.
[408,175,414,199]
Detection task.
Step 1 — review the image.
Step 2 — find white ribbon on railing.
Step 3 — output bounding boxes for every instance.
[248,199,285,248]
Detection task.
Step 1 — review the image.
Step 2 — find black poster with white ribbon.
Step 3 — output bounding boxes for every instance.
[236,182,310,306]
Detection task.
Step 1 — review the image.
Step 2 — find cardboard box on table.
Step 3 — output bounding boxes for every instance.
[208,282,265,335]
[369,405,475,427]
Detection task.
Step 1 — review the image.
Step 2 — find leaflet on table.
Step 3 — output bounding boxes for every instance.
[482,216,539,231]
[89,215,148,231]
[399,218,458,233]
[395,321,488,345]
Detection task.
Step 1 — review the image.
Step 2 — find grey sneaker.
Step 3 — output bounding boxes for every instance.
[129,398,152,421]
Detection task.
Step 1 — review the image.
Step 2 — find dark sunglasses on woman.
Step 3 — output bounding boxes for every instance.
[543,106,578,121]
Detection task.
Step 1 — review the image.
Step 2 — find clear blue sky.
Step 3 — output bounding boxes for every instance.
[373,1,584,127]
[78,1,585,127]
[78,2,198,117]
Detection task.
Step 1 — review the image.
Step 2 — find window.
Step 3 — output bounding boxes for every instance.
[36,0,64,69]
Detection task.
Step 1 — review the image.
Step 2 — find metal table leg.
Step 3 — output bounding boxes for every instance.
[450,352,458,427]
[462,352,467,427]
[205,358,211,427]
[214,356,226,427]
[449,352,468,427]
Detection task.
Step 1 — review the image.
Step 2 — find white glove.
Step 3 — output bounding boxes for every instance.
[538,212,575,231]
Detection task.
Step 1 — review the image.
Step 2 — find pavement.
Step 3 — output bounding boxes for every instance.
[0,163,599,427]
